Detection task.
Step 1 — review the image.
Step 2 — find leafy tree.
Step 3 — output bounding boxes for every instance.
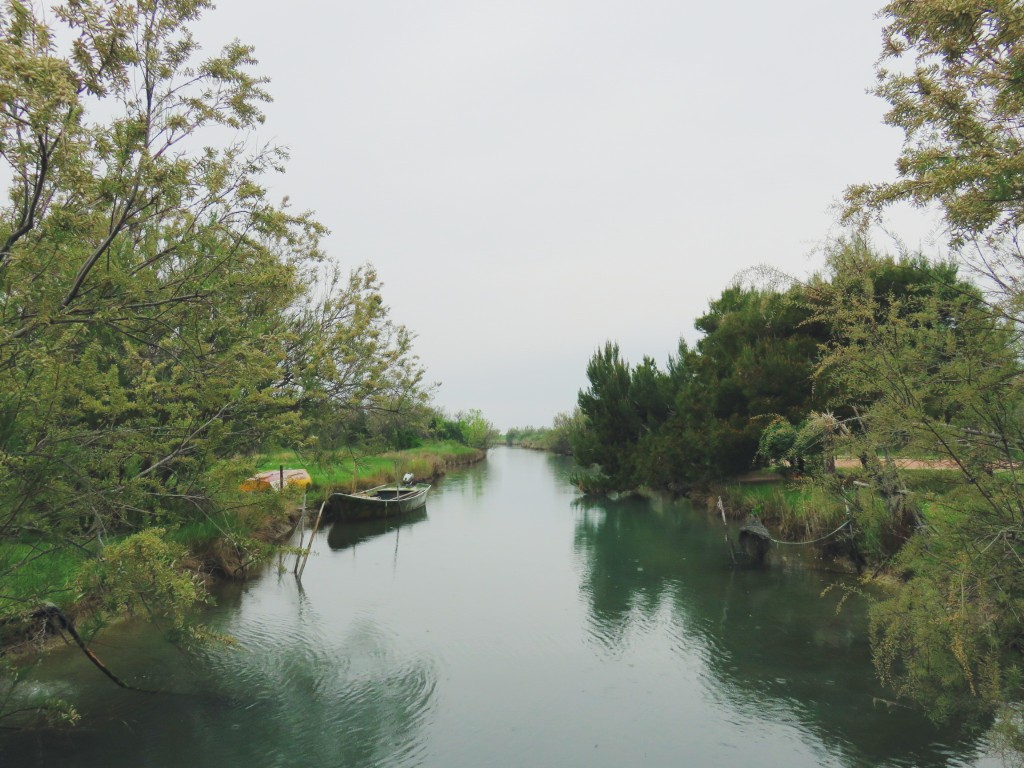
[756,417,800,470]
[283,263,429,449]
[650,286,831,483]
[837,1,1024,725]
[847,0,1024,244]
[453,409,498,451]
[810,239,1024,725]
[425,407,497,451]
[573,285,833,491]
[543,409,585,455]
[0,0,317,550]
[0,1,429,633]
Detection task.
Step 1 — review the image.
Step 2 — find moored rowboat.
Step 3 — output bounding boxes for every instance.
[330,482,430,518]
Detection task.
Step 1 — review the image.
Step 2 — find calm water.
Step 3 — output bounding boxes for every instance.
[3,447,997,767]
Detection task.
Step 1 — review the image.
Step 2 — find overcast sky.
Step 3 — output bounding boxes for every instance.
[198,1,939,431]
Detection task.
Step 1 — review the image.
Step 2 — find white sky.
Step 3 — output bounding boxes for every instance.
[198,1,941,431]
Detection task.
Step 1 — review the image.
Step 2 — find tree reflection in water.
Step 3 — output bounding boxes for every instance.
[572,494,987,768]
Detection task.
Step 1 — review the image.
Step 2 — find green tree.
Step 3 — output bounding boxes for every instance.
[651,285,831,483]
[0,0,428,633]
[847,0,1024,244]
[543,409,585,455]
[283,263,429,449]
[573,342,647,489]
[454,409,498,451]
[841,0,1024,743]
[811,239,1024,726]
[0,0,314,562]
[573,285,832,491]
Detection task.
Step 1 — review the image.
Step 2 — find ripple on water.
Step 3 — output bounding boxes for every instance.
[198,614,439,768]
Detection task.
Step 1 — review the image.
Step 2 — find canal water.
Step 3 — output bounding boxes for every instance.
[3,447,998,767]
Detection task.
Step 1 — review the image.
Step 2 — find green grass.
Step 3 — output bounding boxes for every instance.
[0,541,88,620]
[168,510,258,548]
[728,481,850,539]
[0,441,483,632]
[722,463,977,561]
[254,441,482,493]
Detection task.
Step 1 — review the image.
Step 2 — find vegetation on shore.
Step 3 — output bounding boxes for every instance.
[503,411,581,455]
[255,440,484,493]
[561,0,1024,749]
[0,0,498,720]
[0,440,483,646]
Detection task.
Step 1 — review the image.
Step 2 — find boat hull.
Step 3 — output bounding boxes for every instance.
[330,483,430,520]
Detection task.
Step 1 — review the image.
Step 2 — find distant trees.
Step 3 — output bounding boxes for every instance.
[429,408,498,451]
[504,410,582,455]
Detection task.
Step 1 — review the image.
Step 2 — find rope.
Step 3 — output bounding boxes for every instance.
[768,518,853,546]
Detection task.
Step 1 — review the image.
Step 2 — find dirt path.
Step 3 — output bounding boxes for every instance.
[834,457,961,470]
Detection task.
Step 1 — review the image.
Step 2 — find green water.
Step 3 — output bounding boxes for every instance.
[2,447,997,766]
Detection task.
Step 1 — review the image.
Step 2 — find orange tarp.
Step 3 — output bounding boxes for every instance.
[240,468,312,492]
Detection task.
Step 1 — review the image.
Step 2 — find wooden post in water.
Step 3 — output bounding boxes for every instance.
[293,491,307,575]
[279,464,285,492]
[296,499,327,580]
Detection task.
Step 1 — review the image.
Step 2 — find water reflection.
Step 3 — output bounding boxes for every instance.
[2,448,994,768]
[5,606,439,768]
[572,493,986,768]
[327,509,428,551]
[432,462,487,498]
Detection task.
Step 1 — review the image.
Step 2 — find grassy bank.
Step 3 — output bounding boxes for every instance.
[708,466,961,566]
[1,442,485,647]
[0,544,87,624]
[254,440,484,494]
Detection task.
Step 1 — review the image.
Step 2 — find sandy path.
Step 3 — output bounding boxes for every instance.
[834,457,961,470]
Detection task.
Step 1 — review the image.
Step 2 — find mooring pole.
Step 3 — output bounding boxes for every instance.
[293,491,308,575]
[296,500,327,580]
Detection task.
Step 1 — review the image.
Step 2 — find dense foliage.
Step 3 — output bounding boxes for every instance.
[0,0,431,633]
[568,0,1024,746]
[570,283,833,490]
[504,410,582,454]
[840,0,1024,740]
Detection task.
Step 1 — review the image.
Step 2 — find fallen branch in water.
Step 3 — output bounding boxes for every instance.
[31,603,150,692]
